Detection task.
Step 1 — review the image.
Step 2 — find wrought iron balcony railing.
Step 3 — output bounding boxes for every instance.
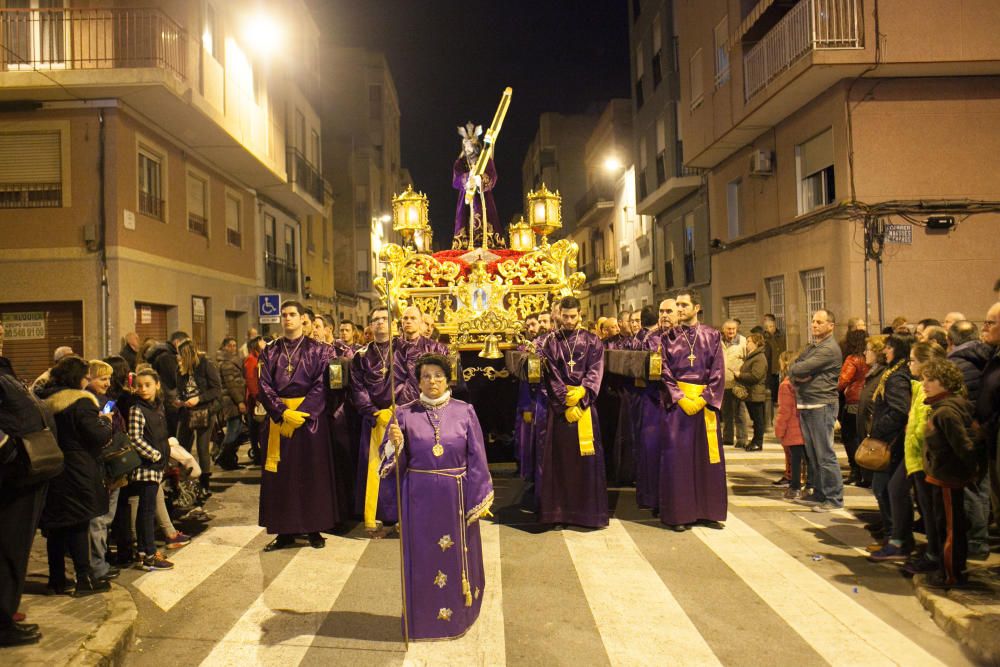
[0,7,187,79]
[286,148,324,204]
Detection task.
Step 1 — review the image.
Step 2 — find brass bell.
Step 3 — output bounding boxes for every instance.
[479,334,503,359]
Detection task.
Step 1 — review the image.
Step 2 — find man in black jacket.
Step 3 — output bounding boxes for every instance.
[976,303,1000,523]
[146,331,189,435]
[0,357,49,646]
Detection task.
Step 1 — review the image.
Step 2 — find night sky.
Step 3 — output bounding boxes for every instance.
[314,0,630,248]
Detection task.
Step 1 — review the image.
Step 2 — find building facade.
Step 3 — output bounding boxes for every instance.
[0,0,326,377]
[321,47,405,324]
[676,0,1000,345]
[629,0,711,322]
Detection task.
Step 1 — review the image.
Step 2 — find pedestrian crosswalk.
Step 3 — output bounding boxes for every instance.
[120,445,967,667]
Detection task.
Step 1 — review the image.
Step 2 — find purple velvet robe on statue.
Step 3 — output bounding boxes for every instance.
[258,336,341,534]
[658,324,727,526]
[452,157,500,244]
[349,340,399,523]
[537,329,608,528]
[380,399,494,641]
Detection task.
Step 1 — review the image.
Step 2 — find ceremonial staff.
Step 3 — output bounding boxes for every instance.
[383,266,410,648]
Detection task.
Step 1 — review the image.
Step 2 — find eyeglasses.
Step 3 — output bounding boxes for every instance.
[985,320,998,329]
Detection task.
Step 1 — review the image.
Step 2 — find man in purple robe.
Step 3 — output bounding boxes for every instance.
[536,296,608,528]
[395,306,449,405]
[349,307,400,536]
[634,297,678,509]
[514,313,541,481]
[657,288,727,531]
[384,354,493,641]
[453,122,502,249]
[258,300,342,551]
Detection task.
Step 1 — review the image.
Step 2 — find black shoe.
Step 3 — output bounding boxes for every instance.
[97,566,121,582]
[73,574,111,597]
[307,532,326,549]
[263,535,296,552]
[856,479,872,489]
[667,523,690,532]
[217,462,245,471]
[0,622,41,647]
[746,443,763,452]
[698,520,725,530]
[45,579,74,595]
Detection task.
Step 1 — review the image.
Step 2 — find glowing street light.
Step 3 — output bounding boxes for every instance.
[243,12,283,56]
[603,155,623,173]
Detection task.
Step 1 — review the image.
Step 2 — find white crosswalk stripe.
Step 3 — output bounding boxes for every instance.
[133,525,264,612]
[563,519,722,667]
[692,513,945,666]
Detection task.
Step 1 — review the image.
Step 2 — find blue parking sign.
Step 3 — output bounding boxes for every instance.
[258,294,281,324]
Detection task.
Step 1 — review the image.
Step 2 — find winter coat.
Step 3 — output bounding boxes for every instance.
[736,348,769,403]
[923,393,980,488]
[722,336,746,389]
[788,334,843,407]
[0,370,49,488]
[244,352,261,402]
[948,340,993,404]
[903,379,930,476]
[977,348,1000,455]
[869,361,912,462]
[146,342,179,392]
[774,378,804,446]
[837,354,870,405]
[119,343,138,372]
[38,387,112,528]
[178,353,222,417]
[856,363,886,437]
[762,330,786,376]
[215,349,247,420]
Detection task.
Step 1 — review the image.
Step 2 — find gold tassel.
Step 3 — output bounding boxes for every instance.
[463,576,472,607]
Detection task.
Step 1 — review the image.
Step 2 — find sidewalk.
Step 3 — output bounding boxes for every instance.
[914,562,1000,665]
[2,538,137,666]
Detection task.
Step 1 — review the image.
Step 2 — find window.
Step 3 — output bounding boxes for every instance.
[369,85,383,121]
[801,268,826,341]
[0,131,61,208]
[714,17,730,88]
[322,216,330,262]
[191,296,208,351]
[264,213,277,257]
[284,225,297,267]
[652,16,663,87]
[225,193,241,247]
[310,129,321,169]
[683,212,695,284]
[138,147,163,220]
[306,217,315,253]
[632,0,640,22]
[655,117,667,185]
[634,40,645,108]
[689,49,704,110]
[726,178,741,239]
[294,109,306,152]
[203,3,220,61]
[796,128,835,214]
[765,275,786,333]
[186,172,208,235]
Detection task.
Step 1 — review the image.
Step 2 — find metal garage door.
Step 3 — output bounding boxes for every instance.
[0,301,83,381]
[134,302,169,345]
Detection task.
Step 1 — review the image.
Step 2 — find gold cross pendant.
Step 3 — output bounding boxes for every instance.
[381,366,389,377]
[687,353,697,366]
[567,360,576,369]
[286,362,294,374]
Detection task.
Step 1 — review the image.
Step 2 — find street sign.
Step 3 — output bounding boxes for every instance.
[258,294,281,324]
[885,223,912,244]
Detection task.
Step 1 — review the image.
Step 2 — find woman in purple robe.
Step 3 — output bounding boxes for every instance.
[383,354,494,641]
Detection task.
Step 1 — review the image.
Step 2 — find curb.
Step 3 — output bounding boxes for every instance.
[65,584,138,667]
[913,573,1000,665]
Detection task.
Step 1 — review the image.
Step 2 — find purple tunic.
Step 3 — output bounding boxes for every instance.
[537,329,609,528]
[258,336,341,534]
[380,399,493,641]
[634,328,668,509]
[349,340,398,522]
[658,324,727,526]
[452,157,501,245]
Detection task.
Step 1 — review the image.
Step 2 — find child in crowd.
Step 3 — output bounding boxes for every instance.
[774,350,809,499]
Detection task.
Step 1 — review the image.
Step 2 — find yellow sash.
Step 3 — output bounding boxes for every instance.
[565,386,595,456]
[265,396,306,473]
[677,381,721,464]
[364,407,395,530]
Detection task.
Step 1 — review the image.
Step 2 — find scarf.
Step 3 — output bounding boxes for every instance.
[419,389,452,408]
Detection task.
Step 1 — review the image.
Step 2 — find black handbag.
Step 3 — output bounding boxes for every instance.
[17,427,64,484]
[101,432,141,479]
[187,407,210,430]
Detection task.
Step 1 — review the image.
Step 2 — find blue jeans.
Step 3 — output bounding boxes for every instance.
[798,404,843,505]
[89,486,119,578]
[130,481,159,556]
[965,477,990,555]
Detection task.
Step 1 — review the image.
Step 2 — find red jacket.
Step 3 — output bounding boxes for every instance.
[774,378,804,446]
[837,354,870,405]
[243,352,260,401]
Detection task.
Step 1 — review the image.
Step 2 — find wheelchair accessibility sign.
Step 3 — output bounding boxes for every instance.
[258,294,281,324]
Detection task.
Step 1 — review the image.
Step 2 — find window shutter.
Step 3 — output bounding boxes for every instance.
[187,174,206,217]
[0,132,60,183]
[800,129,834,177]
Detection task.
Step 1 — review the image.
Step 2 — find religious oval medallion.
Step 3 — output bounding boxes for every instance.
[432,443,444,457]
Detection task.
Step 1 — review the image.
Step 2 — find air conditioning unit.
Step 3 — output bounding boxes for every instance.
[749,150,773,176]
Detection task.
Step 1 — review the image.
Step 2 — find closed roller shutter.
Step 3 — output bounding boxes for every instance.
[724,294,759,332]
[0,301,83,381]
[0,132,61,183]
[134,302,169,345]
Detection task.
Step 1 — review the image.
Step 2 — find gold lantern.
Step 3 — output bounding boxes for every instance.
[392,185,429,248]
[526,183,562,248]
[508,215,535,251]
[414,225,434,254]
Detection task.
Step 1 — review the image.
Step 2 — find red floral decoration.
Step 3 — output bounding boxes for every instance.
[412,249,530,286]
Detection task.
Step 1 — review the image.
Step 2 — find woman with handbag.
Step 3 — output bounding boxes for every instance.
[736,333,770,451]
[36,356,113,597]
[863,334,913,561]
[176,340,221,492]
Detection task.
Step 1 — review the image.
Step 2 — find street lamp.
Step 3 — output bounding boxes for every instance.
[392,185,429,249]
[526,183,562,249]
[603,155,623,173]
[508,215,535,251]
[242,12,283,57]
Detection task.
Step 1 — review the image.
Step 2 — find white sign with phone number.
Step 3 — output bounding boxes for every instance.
[2,311,46,340]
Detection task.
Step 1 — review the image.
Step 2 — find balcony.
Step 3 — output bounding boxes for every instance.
[265,254,299,294]
[743,0,863,101]
[574,181,615,226]
[286,148,324,206]
[582,258,618,289]
[0,7,322,219]
[637,149,703,216]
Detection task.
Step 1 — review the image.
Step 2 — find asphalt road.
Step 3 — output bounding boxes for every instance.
[118,441,978,666]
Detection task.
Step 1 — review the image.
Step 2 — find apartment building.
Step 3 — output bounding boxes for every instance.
[676,0,1000,345]
[0,0,326,377]
[321,47,405,323]
[629,0,711,322]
